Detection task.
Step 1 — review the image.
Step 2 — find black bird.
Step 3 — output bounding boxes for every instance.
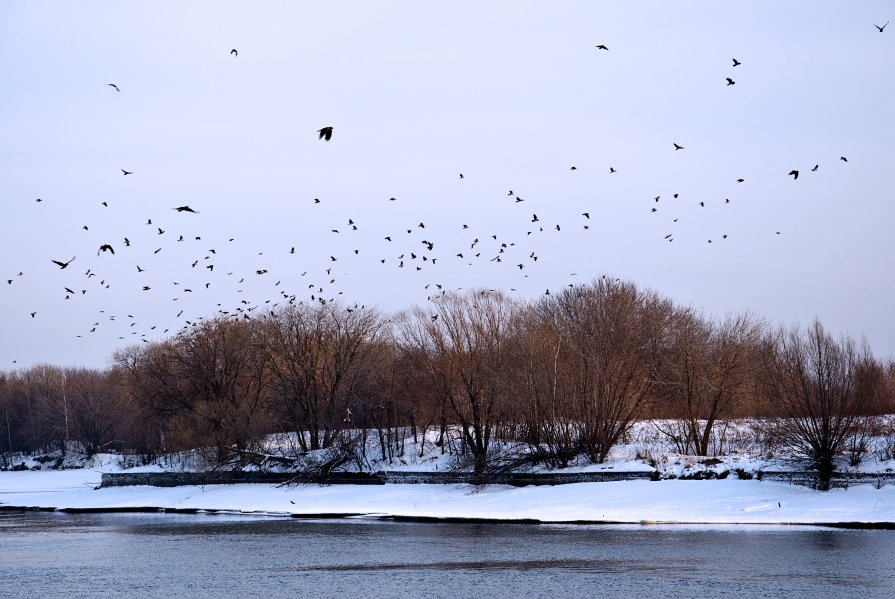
[318,126,333,141]
[788,170,799,180]
[595,44,609,50]
[726,78,735,86]
[840,156,848,162]
[51,256,75,269]
[736,178,745,183]
[732,58,741,67]
[230,48,238,56]
[136,265,145,272]
[98,244,115,256]
[532,214,539,222]
[121,169,133,175]
[107,83,120,92]
[174,205,199,213]
[158,228,165,235]
[874,21,888,32]
[609,166,616,173]
[582,212,590,219]
[811,164,819,171]
[673,143,684,150]
[459,173,464,179]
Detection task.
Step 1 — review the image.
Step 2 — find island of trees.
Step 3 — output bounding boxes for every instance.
[2,279,893,489]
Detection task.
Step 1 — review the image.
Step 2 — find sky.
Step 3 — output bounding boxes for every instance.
[1,1,894,370]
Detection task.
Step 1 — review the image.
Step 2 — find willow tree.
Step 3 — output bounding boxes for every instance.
[546,278,673,463]
[260,303,388,452]
[399,290,516,476]
[762,321,883,489]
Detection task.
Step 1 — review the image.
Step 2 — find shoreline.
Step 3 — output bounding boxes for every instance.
[2,505,894,530]
[2,470,894,529]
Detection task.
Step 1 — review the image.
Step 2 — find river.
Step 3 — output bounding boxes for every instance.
[1,512,893,598]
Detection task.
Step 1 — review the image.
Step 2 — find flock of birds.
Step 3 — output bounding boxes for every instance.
[5,21,888,365]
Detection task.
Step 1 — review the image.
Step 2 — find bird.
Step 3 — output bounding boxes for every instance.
[30,312,37,318]
[736,178,745,183]
[459,173,464,179]
[318,126,333,141]
[732,58,741,67]
[874,21,888,32]
[121,169,133,175]
[570,166,577,170]
[51,256,75,269]
[174,205,199,213]
[609,166,616,173]
[595,44,609,51]
[811,164,819,172]
[673,143,684,150]
[582,212,590,219]
[136,265,145,272]
[97,244,115,256]
[107,83,120,92]
[230,48,238,56]
[840,156,848,162]
[531,214,539,222]
[788,170,799,180]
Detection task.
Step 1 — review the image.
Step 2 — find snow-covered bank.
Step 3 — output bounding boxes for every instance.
[2,469,893,527]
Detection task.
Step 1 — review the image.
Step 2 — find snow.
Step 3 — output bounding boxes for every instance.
[3,418,894,526]
[2,469,893,526]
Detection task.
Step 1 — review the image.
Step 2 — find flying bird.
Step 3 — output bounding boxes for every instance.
[230,48,238,56]
[811,164,819,171]
[121,169,133,175]
[174,205,199,213]
[673,143,684,150]
[788,170,799,180]
[840,156,848,162]
[874,21,888,32]
[97,244,115,256]
[595,44,609,50]
[51,256,75,269]
[609,166,616,173]
[726,78,735,86]
[107,83,120,92]
[318,127,333,141]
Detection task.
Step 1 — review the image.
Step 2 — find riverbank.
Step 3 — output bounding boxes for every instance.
[2,469,893,527]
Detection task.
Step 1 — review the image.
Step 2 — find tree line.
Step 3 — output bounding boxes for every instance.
[2,279,893,486]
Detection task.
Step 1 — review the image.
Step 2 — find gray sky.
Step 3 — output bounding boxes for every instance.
[2,1,894,369]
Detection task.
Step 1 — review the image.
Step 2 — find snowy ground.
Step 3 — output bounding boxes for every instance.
[2,419,894,525]
[1,468,894,526]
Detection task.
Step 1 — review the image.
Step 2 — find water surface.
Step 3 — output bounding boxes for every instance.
[1,512,893,598]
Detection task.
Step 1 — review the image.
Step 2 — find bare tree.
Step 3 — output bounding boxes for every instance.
[261,303,388,452]
[657,311,764,456]
[546,279,673,463]
[762,321,884,489]
[398,290,516,476]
